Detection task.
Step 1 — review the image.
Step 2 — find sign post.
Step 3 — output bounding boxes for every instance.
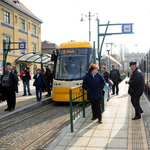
[3,40,26,74]
[97,21,134,73]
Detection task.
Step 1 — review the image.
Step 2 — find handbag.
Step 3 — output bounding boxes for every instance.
[96,74,105,96]
[108,79,113,86]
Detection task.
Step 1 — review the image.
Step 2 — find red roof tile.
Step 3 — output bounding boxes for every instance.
[8,0,36,17]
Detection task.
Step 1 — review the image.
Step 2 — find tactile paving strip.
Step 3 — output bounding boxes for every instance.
[128,95,148,150]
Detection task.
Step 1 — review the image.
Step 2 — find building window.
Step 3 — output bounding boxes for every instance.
[21,19,25,30]
[5,11,10,23]
[33,44,36,52]
[33,25,36,34]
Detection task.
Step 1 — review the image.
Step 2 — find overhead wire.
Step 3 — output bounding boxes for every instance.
[75,0,87,14]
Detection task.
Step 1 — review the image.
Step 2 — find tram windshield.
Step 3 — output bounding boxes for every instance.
[55,48,90,80]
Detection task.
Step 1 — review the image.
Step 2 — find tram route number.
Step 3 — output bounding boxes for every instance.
[63,50,75,54]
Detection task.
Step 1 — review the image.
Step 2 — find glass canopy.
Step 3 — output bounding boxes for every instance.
[15,52,54,65]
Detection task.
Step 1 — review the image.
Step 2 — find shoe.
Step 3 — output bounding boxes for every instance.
[116,93,118,95]
[91,117,97,120]
[98,120,102,124]
[22,94,26,96]
[45,94,50,97]
[141,110,143,113]
[111,93,115,95]
[9,108,14,112]
[5,108,9,111]
[29,94,32,96]
[132,116,141,120]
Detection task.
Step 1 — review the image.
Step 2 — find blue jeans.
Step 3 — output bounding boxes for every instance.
[108,89,110,100]
[36,87,42,100]
[23,80,31,95]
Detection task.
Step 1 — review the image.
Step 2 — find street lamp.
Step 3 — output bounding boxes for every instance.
[80,11,98,42]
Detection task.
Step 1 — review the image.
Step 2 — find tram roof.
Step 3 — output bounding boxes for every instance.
[58,42,92,49]
[15,52,54,65]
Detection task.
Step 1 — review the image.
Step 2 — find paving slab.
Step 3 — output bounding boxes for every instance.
[46,79,149,150]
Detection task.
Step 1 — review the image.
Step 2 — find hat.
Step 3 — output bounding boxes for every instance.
[44,64,48,67]
[129,62,137,66]
[101,65,106,69]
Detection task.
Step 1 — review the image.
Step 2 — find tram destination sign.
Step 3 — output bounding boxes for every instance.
[122,23,133,34]
[19,42,26,50]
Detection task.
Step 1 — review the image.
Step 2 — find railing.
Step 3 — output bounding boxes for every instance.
[69,86,90,132]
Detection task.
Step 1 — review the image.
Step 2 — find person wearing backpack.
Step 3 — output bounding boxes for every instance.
[82,64,105,123]
[110,65,121,95]
[33,68,44,101]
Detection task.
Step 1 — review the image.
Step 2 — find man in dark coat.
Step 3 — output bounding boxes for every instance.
[110,65,121,95]
[33,68,44,101]
[83,64,105,123]
[1,66,18,112]
[126,62,144,120]
[44,64,52,97]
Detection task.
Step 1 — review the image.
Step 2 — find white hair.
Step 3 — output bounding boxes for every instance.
[5,65,12,70]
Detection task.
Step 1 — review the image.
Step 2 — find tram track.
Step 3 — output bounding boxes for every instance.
[0,102,57,132]
[20,116,70,150]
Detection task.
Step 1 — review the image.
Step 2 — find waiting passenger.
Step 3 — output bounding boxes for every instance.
[33,69,44,102]
[101,65,110,101]
[20,67,32,96]
[110,65,121,95]
[82,64,105,123]
[1,66,18,112]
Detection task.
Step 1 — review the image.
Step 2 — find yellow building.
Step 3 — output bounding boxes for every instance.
[0,0,43,74]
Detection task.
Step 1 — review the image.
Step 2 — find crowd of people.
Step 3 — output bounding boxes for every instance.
[0,64,54,112]
[1,61,144,123]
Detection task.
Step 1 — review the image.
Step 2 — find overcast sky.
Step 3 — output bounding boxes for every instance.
[20,0,150,54]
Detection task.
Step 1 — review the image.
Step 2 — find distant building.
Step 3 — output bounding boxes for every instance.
[124,52,145,71]
[111,54,119,61]
[41,41,58,54]
[0,0,43,74]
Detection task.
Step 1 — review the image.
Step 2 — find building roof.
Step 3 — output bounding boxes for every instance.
[42,40,58,50]
[2,0,43,23]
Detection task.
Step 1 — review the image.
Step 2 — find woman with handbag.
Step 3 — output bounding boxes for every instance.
[82,64,105,123]
[101,65,111,101]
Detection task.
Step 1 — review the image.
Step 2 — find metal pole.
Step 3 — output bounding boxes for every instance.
[41,54,43,73]
[99,21,110,73]
[69,90,73,132]
[83,88,85,118]
[93,41,96,64]
[97,19,99,51]
[89,11,91,42]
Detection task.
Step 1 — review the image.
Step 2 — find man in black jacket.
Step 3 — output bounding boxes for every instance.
[110,65,121,95]
[126,62,144,120]
[1,66,18,112]
[44,64,52,97]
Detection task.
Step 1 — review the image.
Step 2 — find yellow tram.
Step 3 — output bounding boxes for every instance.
[52,42,93,102]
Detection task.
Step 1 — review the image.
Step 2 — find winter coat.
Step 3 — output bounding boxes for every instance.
[1,72,18,92]
[33,73,44,88]
[110,69,121,83]
[20,70,31,82]
[44,68,51,81]
[102,70,109,83]
[128,68,144,97]
[82,72,105,101]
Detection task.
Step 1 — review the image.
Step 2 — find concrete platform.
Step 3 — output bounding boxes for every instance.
[46,80,149,150]
[0,81,52,122]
